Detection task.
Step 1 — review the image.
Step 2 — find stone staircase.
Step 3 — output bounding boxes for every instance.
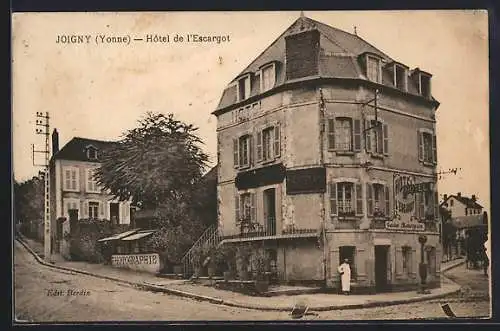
[180,224,222,279]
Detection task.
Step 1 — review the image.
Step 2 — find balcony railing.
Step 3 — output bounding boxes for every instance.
[222,218,317,241]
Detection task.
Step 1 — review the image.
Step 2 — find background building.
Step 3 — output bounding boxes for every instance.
[213,15,441,292]
[49,129,133,252]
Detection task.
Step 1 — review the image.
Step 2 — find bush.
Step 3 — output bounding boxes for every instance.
[67,218,129,263]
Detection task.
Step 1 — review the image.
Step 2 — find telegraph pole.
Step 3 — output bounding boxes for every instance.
[33,112,51,261]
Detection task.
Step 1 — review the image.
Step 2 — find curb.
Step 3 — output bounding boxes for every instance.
[440,260,466,273]
[16,236,461,312]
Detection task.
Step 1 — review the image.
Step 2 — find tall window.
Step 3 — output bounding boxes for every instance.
[235,192,256,222]
[337,183,353,215]
[64,167,79,191]
[365,120,389,155]
[416,189,438,220]
[261,65,275,92]
[367,56,381,82]
[328,118,361,152]
[234,135,252,168]
[418,129,437,164]
[262,127,273,161]
[88,201,99,219]
[419,74,431,98]
[86,168,99,192]
[330,182,362,217]
[367,183,390,216]
[394,64,408,91]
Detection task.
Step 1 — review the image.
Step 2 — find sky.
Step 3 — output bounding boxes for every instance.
[11,10,490,213]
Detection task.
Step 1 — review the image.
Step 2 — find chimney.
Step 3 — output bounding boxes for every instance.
[443,194,448,201]
[457,192,461,198]
[52,129,59,155]
[285,18,320,81]
[472,194,477,202]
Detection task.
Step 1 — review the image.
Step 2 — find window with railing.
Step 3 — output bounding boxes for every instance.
[367,182,390,217]
[330,181,362,217]
[327,117,362,153]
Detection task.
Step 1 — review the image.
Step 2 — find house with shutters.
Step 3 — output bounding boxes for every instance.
[211,14,441,292]
[49,129,133,229]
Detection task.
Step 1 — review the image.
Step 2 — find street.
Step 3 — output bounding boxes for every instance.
[14,240,490,322]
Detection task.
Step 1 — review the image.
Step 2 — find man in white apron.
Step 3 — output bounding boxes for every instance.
[338,258,351,295]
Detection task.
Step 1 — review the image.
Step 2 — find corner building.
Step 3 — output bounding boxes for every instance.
[213,15,441,292]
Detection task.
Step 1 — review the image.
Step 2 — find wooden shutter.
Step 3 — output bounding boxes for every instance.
[353,119,361,152]
[376,126,383,154]
[235,193,240,222]
[366,183,373,216]
[327,118,335,150]
[250,193,256,222]
[383,123,389,155]
[355,183,363,215]
[83,201,89,219]
[384,185,390,216]
[432,134,437,164]
[434,191,439,220]
[419,192,425,219]
[65,169,71,190]
[330,182,337,216]
[256,131,263,161]
[365,120,372,152]
[99,201,104,217]
[248,135,254,166]
[233,138,239,168]
[274,124,281,158]
[418,130,424,161]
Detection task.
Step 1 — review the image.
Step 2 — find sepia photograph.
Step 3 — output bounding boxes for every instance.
[11,10,491,322]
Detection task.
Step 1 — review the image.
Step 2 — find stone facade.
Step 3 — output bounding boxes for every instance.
[213,15,441,292]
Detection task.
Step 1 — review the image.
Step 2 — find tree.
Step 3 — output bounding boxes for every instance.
[95,112,209,209]
[94,112,212,268]
[14,175,44,237]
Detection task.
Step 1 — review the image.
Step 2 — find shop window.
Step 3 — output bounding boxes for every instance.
[339,246,356,280]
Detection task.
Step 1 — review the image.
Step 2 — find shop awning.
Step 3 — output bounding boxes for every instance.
[97,229,141,242]
[120,230,156,241]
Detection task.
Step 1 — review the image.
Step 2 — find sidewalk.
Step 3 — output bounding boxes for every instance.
[16,235,462,312]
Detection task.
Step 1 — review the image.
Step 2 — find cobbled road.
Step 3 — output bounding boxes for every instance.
[13,240,490,322]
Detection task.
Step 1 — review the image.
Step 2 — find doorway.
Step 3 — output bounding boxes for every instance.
[110,203,120,224]
[375,245,390,292]
[263,188,276,235]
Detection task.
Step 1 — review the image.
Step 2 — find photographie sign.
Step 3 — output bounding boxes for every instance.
[111,253,160,274]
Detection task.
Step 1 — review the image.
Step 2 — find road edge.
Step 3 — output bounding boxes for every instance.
[15,235,462,312]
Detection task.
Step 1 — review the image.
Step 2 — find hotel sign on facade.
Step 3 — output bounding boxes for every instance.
[388,173,433,231]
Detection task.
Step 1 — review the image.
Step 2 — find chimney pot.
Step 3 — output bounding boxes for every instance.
[457,192,461,197]
[443,194,448,201]
[472,194,477,202]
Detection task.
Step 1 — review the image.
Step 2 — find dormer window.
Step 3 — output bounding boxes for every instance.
[366,55,382,83]
[237,74,251,102]
[86,146,98,160]
[394,64,408,91]
[419,74,431,98]
[260,63,276,93]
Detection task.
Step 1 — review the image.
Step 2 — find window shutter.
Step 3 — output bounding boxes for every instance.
[385,185,390,216]
[383,123,389,155]
[65,170,70,190]
[365,120,372,152]
[376,126,383,154]
[419,192,425,219]
[83,201,89,219]
[256,131,263,161]
[414,191,419,218]
[328,118,335,150]
[434,191,439,220]
[248,135,254,166]
[355,183,363,215]
[235,194,240,222]
[366,183,373,216]
[99,201,104,217]
[353,119,361,152]
[233,138,239,168]
[274,124,281,158]
[432,134,437,164]
[330,182,337,216]
[418,130,424,161]
[250,193,256,222]
[86,169,90,192]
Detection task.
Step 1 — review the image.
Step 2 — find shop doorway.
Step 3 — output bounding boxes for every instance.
[375,245,389,292]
